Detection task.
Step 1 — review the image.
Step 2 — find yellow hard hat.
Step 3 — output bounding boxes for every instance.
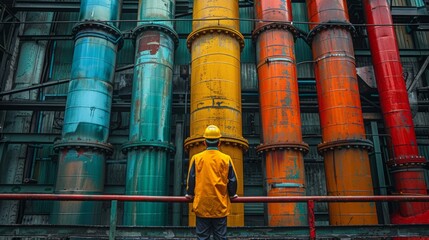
[203,125,222,139]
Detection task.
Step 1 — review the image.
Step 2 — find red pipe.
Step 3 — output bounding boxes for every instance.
[254,0,309,226]
[362,0,429,223]
[306,0,378,225]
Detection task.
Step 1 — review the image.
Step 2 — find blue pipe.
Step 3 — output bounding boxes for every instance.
[122,0,178,226]
[51,0,123,225]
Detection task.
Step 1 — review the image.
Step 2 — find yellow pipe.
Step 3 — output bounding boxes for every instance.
[184,0,248,226]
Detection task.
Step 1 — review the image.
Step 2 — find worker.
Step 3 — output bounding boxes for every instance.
[186,125,238,240]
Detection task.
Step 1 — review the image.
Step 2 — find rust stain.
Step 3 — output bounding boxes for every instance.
[138,32,160,55]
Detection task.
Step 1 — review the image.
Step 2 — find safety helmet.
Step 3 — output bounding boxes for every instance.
[203,125,222,139]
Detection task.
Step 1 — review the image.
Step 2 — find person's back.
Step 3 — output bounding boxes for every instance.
[191,149,233,217]
[186,125,238,240]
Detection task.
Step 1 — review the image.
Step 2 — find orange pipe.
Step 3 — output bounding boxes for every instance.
[184,0,248,226]
[253,0,309,226]
[306,0,378,225]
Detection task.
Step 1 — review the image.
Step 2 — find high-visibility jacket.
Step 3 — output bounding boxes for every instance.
[186,148,238,218]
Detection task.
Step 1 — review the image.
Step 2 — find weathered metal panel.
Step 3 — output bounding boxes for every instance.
[292,3,313,79]
[414,31,429,48]
[395,26,415,49]
[116,13,137,68]
[174,39,191,65]
[241,63,258,91]
[305,162,328,213]
[241,38,256,63]
[240,6,254,35]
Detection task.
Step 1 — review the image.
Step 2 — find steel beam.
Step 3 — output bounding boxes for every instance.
[0,223,429,238]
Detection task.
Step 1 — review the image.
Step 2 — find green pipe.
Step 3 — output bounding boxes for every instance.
[51,0,122,225]
[121,0,178,226]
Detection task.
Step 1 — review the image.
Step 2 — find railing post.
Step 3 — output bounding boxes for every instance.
[109,200,118,240]
[307,200,316,239]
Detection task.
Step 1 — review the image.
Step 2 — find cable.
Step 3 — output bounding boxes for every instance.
[1,17,429,28]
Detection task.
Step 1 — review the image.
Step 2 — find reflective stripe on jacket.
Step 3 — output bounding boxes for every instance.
[186,149,238,218]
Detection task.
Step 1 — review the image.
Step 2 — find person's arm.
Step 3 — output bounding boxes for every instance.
[227,160,238,198]
[186,159,196,198]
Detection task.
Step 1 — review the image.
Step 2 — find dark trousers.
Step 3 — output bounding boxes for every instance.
[196,216,227,240]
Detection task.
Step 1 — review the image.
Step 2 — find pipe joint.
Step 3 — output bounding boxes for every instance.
[73,21,123,49]
[270,183,305,189]
[187,27,245,50]
[133,24,179,47]
[317,139,373,155]
[257,57,294,69]
[121,140,175,154]
[252,22,300,41]
[256,142,309,154]
[53,140,113,155]
[387,155,427,172]
[307,21,356,43]
[184,135,249,152]
[314,52,355,63]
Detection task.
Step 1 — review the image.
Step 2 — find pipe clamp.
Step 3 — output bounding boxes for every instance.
[256,142,310,154]
[53,140,113,155]
[187,26,245,50]
[307,21,357,43]
[317,139,373,154]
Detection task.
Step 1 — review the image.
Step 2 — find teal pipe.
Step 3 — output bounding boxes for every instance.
[122,0,177,226]
[51,0,122,225]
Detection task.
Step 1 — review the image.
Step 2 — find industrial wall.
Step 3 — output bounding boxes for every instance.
[0,0,428,227]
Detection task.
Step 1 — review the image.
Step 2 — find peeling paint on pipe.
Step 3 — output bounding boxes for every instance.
[362,0,429,225]
[121,0,178,226]
[306,0,378,225]
[184,0,248,227]
[51,0,123,225]
[253,0,309,226]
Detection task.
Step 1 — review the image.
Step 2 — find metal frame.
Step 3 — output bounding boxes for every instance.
[0,194,429,239]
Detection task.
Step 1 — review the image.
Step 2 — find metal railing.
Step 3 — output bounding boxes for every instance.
[1,194,429,239]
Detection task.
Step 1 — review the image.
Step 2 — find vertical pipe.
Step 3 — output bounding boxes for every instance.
[121,0,178,226]
[184,0,248,226]
[51,0,122,225]
[253,0,309,226]
[363,0,429,223]
[173,121,184,226]
[306,0,378,225]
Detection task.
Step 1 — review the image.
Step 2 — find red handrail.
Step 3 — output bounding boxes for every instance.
[0,194,429,202]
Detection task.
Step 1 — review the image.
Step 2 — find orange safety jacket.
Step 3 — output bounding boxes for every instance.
[186,148,238,218]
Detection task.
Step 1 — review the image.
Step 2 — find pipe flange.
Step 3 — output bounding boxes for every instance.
[184,135,249,152]
[256,142,310,154]
[187,27,245,50]
[252,22,300,40]
[72,21,124,49]
[121,140,175,154]
[132,24,179,47]
[387,155,427,171]
[53,140,114,155]
[307,21,356,44]
[317,139,373,154]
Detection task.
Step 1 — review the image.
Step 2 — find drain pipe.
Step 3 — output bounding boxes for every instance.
[51,0,123,225]
[363,0,429,224]
[184,0,249,226]
[253,0,309,226]
[121,0,178,226]
[306,0,378,225]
